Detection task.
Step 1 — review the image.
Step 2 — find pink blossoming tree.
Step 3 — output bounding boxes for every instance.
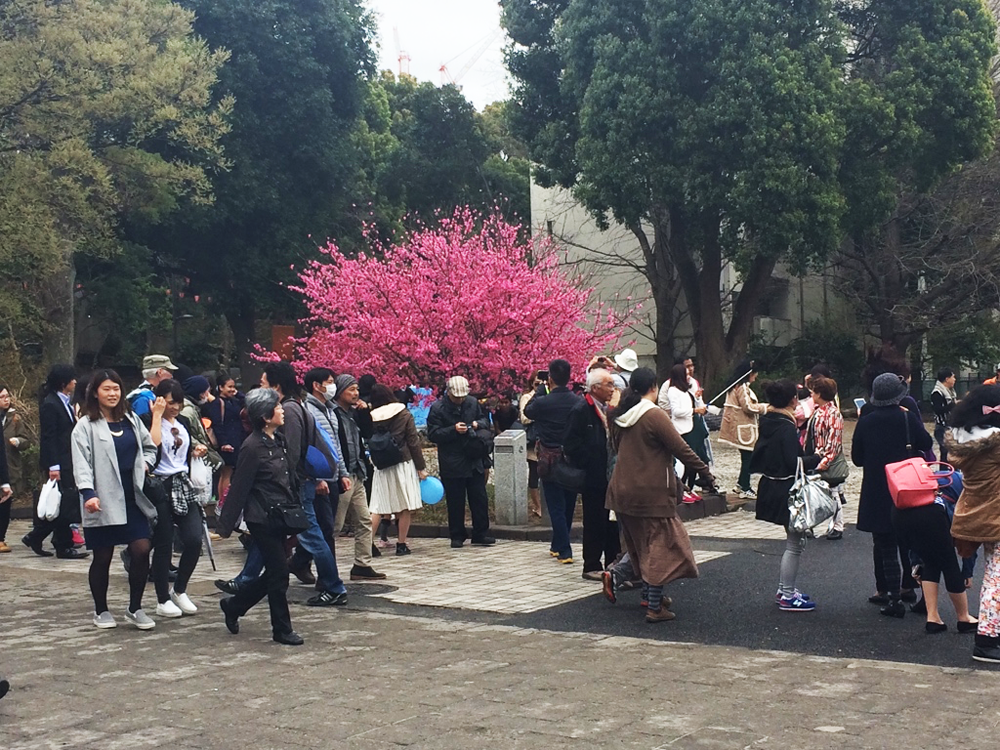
[286,207,637,395]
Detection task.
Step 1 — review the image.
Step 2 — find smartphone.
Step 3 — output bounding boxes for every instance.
[854,397,866,411]
[537,370,549,382]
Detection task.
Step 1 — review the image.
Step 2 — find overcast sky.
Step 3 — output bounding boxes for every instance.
[365,0,511,111]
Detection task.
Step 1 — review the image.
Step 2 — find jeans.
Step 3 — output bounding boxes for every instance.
[294,483,345,594]
[229,522,293,637]
[542,480,577,559]
[235,541,264,586]
[441,473,490,543]
[779,529,807,597]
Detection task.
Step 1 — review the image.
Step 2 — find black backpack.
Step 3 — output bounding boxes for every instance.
[368,425,405,469]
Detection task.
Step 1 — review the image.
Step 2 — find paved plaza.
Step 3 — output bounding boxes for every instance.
[3,493,1000,750]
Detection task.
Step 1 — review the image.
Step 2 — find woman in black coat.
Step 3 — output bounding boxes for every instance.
[751,381,820,611]
[852,373,933,617]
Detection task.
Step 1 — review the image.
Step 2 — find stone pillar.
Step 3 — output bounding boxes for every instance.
[493,429,528,525]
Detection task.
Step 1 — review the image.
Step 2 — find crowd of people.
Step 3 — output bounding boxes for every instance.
[3,344,1000,667]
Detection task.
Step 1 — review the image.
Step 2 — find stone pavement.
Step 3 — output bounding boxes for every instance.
[2,569,998,750]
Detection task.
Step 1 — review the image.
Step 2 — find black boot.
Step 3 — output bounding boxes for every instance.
[973,634,1000,663]
[879,599,906,618]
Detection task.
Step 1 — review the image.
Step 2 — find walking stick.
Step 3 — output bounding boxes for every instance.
[707,364,755,406]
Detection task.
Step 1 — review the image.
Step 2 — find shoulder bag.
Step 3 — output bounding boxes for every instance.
[788,458,838,533]
[805,414,849,487]
[884,408,954,509]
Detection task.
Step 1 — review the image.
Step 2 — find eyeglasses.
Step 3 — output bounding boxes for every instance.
[171,427,182,455]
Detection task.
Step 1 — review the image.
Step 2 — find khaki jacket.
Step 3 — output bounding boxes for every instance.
[947,428,1000,550]
[719,383,766,450]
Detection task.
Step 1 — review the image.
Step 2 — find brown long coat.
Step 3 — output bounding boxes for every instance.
[606,402,708,518]
[946,428,1000,553]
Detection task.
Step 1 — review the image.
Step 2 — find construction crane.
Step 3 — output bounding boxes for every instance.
[439,28,501,87]
[394,27,411,76]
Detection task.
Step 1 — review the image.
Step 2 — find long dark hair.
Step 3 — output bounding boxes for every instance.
[614,367,657,417]
[668,363,689,392]
[369,384,398,409]
[950,385,1000,431]
[84,369,127,423]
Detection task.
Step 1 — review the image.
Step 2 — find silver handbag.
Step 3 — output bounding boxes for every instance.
[788,458,838,533]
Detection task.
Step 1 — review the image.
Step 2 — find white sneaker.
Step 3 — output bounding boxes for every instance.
[740,488,757,500]
[170,589,198,615]
[93,611,117,629]
[155,600,183,618]
[124,609,156,630]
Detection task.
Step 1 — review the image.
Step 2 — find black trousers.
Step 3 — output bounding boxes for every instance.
[441,473,490,542]
[0,493,10,541]
[151,484,203,602]
[872,531,903,597]
[893,504,966,594]
[230,522,292,636]
[25,477,77,552]
[582,480,619,573]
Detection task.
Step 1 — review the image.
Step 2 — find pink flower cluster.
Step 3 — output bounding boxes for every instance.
[285,207,637,396]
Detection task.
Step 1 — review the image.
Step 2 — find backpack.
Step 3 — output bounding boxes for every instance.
[368,424,405,469]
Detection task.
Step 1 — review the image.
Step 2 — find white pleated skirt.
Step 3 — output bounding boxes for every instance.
[369,460,423,515]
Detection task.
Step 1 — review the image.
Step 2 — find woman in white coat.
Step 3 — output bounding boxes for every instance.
[658,363,710,489]
[72,370,158,630]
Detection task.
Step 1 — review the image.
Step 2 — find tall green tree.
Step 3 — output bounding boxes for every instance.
[502,0,847,383]
[502,0,997,385]
[147,0,376,375]
[833,0,998,353]
[0,0,230,362]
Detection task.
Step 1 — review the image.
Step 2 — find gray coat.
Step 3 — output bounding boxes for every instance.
[71,413,158,528]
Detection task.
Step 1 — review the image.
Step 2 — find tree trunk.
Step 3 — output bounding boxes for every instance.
[224,301,259,387]
[40,255,76,366]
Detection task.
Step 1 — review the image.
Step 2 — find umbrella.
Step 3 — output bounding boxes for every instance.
[201,517,217,571]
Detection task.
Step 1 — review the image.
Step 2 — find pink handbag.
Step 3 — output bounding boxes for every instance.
[885,458,953,509]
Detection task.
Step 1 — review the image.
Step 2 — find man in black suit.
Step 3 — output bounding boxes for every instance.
[22,364,88,559]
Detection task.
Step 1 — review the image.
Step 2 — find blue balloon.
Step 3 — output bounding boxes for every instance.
[420,476,445,505]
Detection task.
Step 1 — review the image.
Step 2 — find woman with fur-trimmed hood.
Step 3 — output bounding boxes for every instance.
[946,385,1000,663]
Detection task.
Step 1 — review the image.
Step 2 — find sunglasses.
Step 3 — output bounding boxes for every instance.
[171,427,182,455]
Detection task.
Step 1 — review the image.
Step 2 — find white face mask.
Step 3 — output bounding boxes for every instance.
[197,395,209,406]
[324,384,337,401]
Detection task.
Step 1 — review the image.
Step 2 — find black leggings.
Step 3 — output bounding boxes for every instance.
[151,489,203,602]
[90,539,152,613]
[893,504,966,594]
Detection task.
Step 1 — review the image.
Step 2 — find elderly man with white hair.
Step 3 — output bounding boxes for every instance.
[563,367,620,580]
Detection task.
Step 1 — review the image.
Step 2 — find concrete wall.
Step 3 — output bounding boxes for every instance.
[531,181,856,360]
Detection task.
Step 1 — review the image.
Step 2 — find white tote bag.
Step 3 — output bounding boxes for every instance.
[37,478,62,521]
[189,457,214,506]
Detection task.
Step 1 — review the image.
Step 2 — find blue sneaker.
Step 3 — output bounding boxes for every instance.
[778,594,816,612]
[775,589,812,604]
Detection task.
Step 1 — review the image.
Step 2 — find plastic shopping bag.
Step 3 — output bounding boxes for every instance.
[189,457,214,506]
[37,478,61,521]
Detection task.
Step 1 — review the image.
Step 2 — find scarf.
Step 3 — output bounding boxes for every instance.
[586,394,608,430]
[771,406,797,424]
[932,380,957,403]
